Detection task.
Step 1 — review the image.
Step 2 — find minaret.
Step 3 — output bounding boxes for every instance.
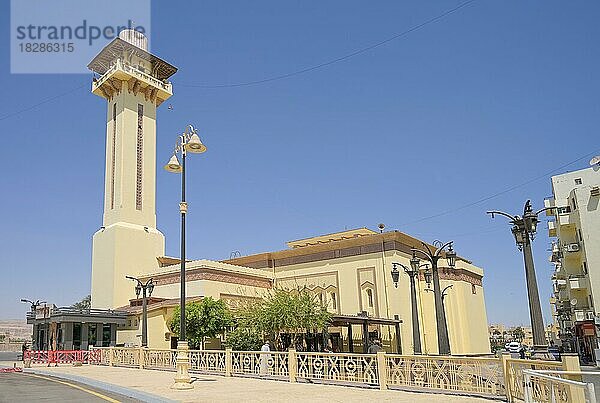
[88,30,177,309]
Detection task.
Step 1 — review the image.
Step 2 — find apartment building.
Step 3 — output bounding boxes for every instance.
[546,164,600,361]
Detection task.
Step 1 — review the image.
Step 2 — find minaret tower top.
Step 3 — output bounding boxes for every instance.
[88,30,177,106]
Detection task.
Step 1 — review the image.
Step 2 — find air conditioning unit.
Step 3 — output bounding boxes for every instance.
[587,311,596,320]
[566,243,580,253]
[575,310,585,322]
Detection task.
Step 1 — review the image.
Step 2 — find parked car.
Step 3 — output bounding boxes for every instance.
[506,341,521,353]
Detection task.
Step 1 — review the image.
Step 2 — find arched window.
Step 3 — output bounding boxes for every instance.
[331,292,337,310]
[366,289,374,308]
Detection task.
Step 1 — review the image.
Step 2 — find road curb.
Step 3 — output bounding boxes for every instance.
[23,368,177,403]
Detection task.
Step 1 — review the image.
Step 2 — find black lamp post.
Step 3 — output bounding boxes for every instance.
[164,124,206,390]
[410,240,456,355]
[20,299,44,350]
[391,256,429,354]
[125,276,154,347]
[487,200,552,354]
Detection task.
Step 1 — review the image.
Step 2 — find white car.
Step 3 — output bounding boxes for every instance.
[505,342,521,353]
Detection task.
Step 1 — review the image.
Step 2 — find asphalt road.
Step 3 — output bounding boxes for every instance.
[0,352,19,362]
[0,372,141,402]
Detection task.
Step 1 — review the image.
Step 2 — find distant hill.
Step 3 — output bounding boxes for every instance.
[0,320,32,341]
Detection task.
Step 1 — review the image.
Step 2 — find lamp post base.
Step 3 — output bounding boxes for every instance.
[171,340,193,390]
[531,345,553,361]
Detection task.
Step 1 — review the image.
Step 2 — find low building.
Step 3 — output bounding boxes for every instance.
[26,305,127,350]
[116,228,491,355]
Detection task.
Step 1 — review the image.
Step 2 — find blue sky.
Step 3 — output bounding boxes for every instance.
[0,1,597,325]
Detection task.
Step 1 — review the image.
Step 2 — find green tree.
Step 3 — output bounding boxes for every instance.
[169,297,232,350]
[511,326,525,342]
[225,327,262,351]
[237,287,332,348]
[71,295,91,310]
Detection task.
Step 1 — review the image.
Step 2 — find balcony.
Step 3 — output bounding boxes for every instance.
[544,197,555,216]
[569,276,588,290]
[574,310,595,322]
[548,220,557,237]
[558,213,572,226]
[91,59,173,104]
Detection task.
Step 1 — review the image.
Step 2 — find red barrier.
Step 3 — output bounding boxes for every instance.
[24,350,100,364]
[0,367,22,373]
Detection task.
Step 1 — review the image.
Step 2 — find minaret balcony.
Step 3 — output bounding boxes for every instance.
[92,59,173,105]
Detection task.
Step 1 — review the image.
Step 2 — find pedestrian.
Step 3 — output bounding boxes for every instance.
[367,339,383,354]
[519,345,525,359]
[21,342,28,362]
[260,340,271,375]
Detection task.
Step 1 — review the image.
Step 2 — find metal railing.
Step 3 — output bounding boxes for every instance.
[386,354,505,396]
[24,350,100,364]
[297,352,377,385]
[90,347,593,401]
[506,358,563,401]
[523,369,597,403]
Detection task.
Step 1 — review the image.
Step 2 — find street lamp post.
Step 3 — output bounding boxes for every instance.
[125,276,155,347]
[410,241,457,355]
[487,200,552,355]
[20,299,44,350]
[391,256,430,355]
[164,125,206,390]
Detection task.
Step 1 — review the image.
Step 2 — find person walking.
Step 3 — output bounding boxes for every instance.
[260,340,271,375]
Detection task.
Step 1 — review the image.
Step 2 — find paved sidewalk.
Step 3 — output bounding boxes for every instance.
[26,365,497,403]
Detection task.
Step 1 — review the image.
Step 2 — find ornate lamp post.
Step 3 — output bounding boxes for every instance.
[20,299,44,350]
[410,240,457,355]
[125,276,154,347]
[164,124,206,390]
[391,255,430,354]
[487,200,552,355]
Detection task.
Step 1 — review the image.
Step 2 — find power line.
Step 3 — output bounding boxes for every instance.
[0,2,475,122]
[399,148,600,227]
[179,0,477,89]
[0,82,87,122]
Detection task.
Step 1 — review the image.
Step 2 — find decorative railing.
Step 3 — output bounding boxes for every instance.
[143,348,176,371]
[297,352,378,385]
[385,354,505,396]
[112,347,140,368]
[87,348,582,401]
[231,351,289,379]
[506,358,563,401]
[191,350,226,374]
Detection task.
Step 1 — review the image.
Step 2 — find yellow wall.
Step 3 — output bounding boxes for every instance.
[122,253,491,355]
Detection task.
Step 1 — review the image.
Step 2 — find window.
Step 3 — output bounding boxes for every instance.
[366,289,374,308]
[575,178,582,185]
[557,206,571,215]
[578,229,583,243]
[102,324,111,347]
[110,103,116,209]
[472,284,477,294]
[73,323,82,350]
[331,292,337,310]
[88,324,97,347]
[583,261,588,274]
[135,104,144,210]
[572,197,577,210]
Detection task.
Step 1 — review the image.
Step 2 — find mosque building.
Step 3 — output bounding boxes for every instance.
[87,30,491,355]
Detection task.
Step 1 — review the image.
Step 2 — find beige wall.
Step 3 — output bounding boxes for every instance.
[267,250,490,355]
